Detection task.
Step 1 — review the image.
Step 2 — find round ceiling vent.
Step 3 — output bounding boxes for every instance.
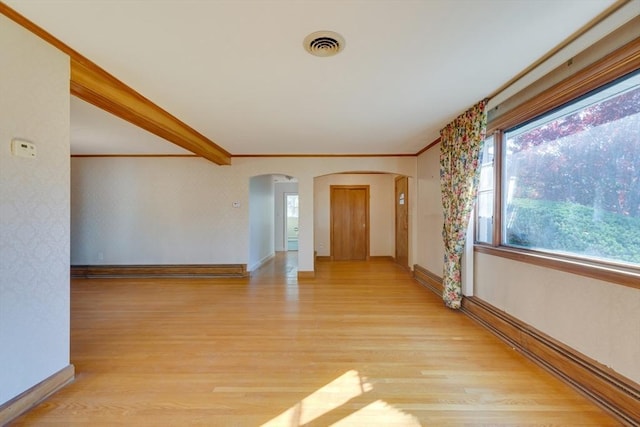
[303,31,345,57]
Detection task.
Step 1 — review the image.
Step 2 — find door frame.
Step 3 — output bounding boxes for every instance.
[330,185,370,260]
[394,175,409,269]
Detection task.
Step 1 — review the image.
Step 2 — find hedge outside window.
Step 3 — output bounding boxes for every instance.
[502,70,639,267]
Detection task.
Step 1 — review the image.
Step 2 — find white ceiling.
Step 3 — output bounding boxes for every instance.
[4,0,626,156]
[69,96,192,155]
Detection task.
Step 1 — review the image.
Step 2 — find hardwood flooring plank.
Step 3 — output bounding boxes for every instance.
[9,254,618,426]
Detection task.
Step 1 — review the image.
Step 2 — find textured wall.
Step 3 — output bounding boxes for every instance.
[71,156,416,272]
[0,16,70,404]
[415,146,444,274]
[71,157,249,265]
[475,253,640,384]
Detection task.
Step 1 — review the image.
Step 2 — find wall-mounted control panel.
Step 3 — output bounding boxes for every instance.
[11,138,37,159]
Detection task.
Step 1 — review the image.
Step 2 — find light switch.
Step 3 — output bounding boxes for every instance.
[11,139,37,159]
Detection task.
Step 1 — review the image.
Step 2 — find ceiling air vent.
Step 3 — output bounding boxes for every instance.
[303,31,345,57]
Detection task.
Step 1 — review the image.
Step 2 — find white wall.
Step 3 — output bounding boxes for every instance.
[475,253,640,383]
[275,181,298,251]
[415,147,444,274]
[0,16,70,404]
[415,146,640,384]
[248,175,275,271]
[71,157,250,265]
[314,174,395,257]
[71,156,416,273]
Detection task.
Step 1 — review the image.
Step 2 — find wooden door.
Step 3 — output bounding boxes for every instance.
[395,176,409,268]
[330,185,369,261]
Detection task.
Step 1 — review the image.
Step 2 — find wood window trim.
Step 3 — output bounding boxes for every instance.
[475,245,640,290]
[477,38,640,290]
[487,37,640,134]
[491,131,503,247]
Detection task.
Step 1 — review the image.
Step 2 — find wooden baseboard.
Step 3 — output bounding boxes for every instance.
[412,264,640,426]
[369,256,394,261]
[412,264,443,294]
[462,296,640,425]
[315,256,395,262]
[0,364,74,425]
[71,264,248,278]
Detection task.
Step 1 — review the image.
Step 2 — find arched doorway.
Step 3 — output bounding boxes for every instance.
[248,174,298,273]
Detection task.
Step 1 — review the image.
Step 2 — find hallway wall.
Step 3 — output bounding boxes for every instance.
[249,175,275,271]
[275,181,298,252]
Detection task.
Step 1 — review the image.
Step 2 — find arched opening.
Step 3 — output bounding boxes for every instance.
[313,171,411,268]
[248,174,298,274]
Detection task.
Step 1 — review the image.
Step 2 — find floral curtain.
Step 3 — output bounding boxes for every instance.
[439,99,488,309]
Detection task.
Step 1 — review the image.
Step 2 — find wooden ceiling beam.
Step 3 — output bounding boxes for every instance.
[0,3,231,165]
[69,58,231,165]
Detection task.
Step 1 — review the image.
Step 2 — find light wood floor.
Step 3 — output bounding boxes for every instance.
[11,254,618,426]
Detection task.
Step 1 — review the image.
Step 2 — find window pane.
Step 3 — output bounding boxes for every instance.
[503,71,640,266]
[287,194,298,217]
[477,192,493,242]
[476,136,494,243]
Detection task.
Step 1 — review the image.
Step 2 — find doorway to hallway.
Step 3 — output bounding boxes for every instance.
[285,193,299,251]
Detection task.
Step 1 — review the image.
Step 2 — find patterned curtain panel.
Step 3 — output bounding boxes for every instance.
[439,100,488,309]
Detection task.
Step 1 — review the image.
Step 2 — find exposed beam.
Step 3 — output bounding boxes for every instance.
[0,3,231,165]
[70,59,231,164]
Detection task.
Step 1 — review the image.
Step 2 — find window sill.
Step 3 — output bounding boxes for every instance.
[474,244,640,290]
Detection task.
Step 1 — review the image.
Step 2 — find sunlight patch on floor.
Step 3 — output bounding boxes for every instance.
[261,370,420,427]
[332,400,421,426]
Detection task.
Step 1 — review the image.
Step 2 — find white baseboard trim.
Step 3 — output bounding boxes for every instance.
[249,253,275,274]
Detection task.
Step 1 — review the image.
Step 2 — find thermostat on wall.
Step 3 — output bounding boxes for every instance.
[11,138,37,159]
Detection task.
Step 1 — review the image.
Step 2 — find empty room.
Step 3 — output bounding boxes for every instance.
[1,0,638,425]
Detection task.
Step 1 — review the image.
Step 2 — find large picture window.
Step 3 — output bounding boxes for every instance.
[501,70,639,266]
